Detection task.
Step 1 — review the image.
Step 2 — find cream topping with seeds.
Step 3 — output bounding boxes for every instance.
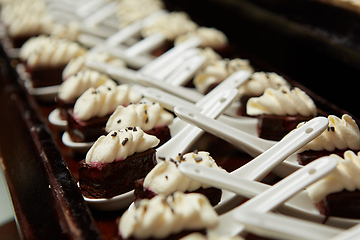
[119,192,219,239]
[307,150,360,203]
[62,51,126,79]
[194,58,254,94]
[246,86,317,117]
[105,102,174,132]
[73,84,142,121]
[19,35,86,68]
[86,127,159,164]
[58,70,116,101]
[143,151,225,195]
[175,27,228,50]
[141,12,198,41]
[238,72,290,97]
[298,114,360,152]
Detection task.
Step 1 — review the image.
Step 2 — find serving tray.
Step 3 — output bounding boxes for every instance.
[1,2,360,240]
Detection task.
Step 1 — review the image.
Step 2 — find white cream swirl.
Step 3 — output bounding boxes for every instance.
[194,58,254,94]
[58,70,116,101]
[73,84,142,121]
[238,72,290,97]
[175,27,228,50]
[246,86,317,117]
[62,51,126,79]
[117,0,164,28]
[51,21,80,42]
[298,114,360,152]
[119,192,219,239]
[1,0,54,38]
[105,102,174,132]
[307,151,360,203]
[143,151,225,195]
[86,127,159,164]
[19,35,87,68]
[141,12,198,41]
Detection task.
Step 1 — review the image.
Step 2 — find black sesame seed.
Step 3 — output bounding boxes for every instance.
[133,127,137,131]
[117,119,121,124]
[145,117,149,123]
[193,150,199,154]
[165,176,168,180]
[122,138,129,145]
[111,132,117,137]
[108,87,111,90]
[128,127,133,130]
[158,156,166,161]
[195,157,202,162]
[330,126,335,132]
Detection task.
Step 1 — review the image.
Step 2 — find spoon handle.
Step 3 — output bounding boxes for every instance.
[156,89,237,159]
[174,106,276,156]
[232,116,328,181]
[125,33,166,57]
[214,157,338,237]
[139,37,202,75]
[236,211,342,240]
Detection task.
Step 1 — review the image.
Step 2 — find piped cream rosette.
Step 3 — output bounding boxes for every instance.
[143,151,226,196]
[119,192,219,239]
[105,102,174,132]
[307,150,360,203]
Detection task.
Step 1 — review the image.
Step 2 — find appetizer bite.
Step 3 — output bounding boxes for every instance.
[79,127,159,199]
[297,114,360,165]
[134,150,224,206]
[246,86,317,141]
[106,102,174,146]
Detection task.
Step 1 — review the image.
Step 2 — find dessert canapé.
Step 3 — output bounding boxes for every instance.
[297,114,360,165]
[193,58,254,94]
[57,69,117,120]
[78,127,159,199]
[246,86,317,141]
[134,150,224,206]
[141,12,198,56]
[67,84,142,142]
[119,192,219,239]
[237,72,290,116]
[105,102,174,146]
[306,151,360,219]
[19,35,87,88]
[174,27,228,53]
[1,0,54,48]
[62,51,126,80]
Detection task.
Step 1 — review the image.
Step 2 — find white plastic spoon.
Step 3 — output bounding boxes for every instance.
[179,157,338,237]
[330,223,360,240]
[176,114,327,209]
[235,211,343,240]
[179,157,360,229]
[156,88,238,161]
[105,10,168,47]
[174,106,305,177]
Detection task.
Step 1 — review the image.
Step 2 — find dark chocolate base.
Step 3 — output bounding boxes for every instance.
[56,97,75,120]
[26,64,65,88]
[238,94,263,117]
[146,126,171,147]
[257,114,312,141]
[79,148,157,199]
[134,178,222,206]
[67,109,108,143]
[316,189,360,220]
[297,149,346,166]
